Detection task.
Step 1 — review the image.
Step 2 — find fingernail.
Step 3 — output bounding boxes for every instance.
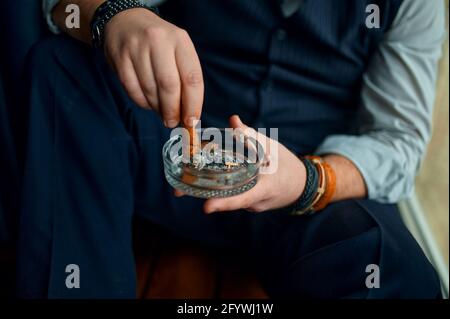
[185,116,198,127]
[164,120,179,128]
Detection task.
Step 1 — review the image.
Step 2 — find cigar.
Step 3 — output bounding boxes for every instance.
[186,125,201,158]
[181,124,201,185]
[181,169,197,184]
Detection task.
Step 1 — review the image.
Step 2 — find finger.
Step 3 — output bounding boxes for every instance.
[229,115,257,140]
[151,45,181,128]
[131,48,160,113]
[203,184,263,214]
[175,32,204,127]
[230,115,271,168]
[229,114,246,129]
[174,189,185,197]
[116,56,150,109]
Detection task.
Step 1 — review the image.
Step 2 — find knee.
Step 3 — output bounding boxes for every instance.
[280,200,379,260]
[26,35,71,74]
[25,35,97,83]
[265,200,382,298]
[23,35,110,114]
[264,200,441,298]
[22,37,70,119]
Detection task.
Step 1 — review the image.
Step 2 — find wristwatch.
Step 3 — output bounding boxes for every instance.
[91,0,159,48]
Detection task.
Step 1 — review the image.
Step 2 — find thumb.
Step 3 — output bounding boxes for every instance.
[229,115,247,129]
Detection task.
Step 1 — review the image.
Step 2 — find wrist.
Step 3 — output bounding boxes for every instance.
[91,0,159,48]
[104,7,156,43]
[321,154,367,201]
[291,155,336,215]
[291,156,307,205]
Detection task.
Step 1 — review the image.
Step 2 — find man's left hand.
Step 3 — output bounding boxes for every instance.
[174,115,307,214]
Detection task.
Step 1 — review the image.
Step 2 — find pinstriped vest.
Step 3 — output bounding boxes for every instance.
[160,0,403,153]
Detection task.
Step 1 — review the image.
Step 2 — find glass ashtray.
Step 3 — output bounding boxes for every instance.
[162,128,264,198]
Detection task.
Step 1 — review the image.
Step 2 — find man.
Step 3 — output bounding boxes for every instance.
[16,0,444,297]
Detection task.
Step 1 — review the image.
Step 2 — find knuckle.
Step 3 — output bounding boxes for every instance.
[125,35,140,48]
[175,28,190,41]
[117,47,130,62]
[157,74,180,93]
[145,27,166,41]
[161,107,179,119]
[142,82,157,96]
[184,70,203,87]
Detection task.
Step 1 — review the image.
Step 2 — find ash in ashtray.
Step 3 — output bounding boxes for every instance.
[181,143,247,171]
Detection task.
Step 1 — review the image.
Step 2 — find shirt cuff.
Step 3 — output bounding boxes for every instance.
[42,0,62,34]
[315,135,415,203]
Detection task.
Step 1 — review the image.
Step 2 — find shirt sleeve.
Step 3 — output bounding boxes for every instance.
[315,0,446,203]
[42,0,61,34]
[42,0,167,34]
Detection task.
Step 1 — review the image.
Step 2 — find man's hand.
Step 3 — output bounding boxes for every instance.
[175,115,307,213]
[174,115,367,214]
[53,1,203,128]
[104,8,203,127]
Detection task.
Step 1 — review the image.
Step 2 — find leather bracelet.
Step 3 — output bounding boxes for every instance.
[291,155,336,215]
[307,156,326,205]
[312,160,336,211]
[291,157,319,215]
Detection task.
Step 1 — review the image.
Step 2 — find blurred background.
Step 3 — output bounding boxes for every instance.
[403,0,449,297]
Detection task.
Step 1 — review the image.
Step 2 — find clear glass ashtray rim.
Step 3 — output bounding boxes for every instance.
[162,128,264,190]
[162,129,264,173]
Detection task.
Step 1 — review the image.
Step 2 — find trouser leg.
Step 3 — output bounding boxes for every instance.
[243,199,441,298]
[16,35,168,298]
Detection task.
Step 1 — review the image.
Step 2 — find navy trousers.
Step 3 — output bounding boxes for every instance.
[16,36,441,298]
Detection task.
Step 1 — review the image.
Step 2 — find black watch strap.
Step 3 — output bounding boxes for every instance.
[90,0,159,48]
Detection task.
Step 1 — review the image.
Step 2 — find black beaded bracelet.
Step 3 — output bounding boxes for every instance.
[291,157,319,215]
[91,0,159,48]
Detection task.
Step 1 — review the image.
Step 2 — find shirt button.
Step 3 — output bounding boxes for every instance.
[275,28,287,41]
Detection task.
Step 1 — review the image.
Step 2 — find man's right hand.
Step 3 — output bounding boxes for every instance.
[104,8,203,128]
[53,1,203,128]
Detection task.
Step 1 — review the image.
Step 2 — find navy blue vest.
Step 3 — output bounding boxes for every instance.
[160,0,402,154]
